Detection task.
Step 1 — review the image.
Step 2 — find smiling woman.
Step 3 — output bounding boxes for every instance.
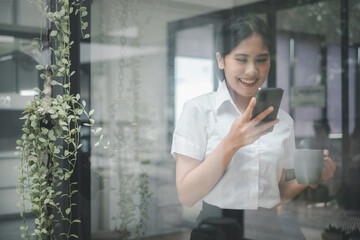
[171,15,336,240]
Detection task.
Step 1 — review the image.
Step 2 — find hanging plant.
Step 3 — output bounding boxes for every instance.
[103,1,153,239]
[15,0,102,239]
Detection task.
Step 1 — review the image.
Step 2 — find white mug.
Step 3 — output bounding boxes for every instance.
[294,149,323,185]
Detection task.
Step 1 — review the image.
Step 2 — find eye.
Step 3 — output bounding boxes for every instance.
[256,58,268,63]
[236,58,247,63]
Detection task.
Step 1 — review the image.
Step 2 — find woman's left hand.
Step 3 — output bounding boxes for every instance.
[310,149,336,189]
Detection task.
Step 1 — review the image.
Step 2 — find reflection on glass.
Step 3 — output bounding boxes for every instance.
[88,0,360,239]
[0,35,41,238]
[175,56,213,125]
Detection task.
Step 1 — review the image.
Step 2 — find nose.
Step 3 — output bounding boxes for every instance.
[245,62,258,76]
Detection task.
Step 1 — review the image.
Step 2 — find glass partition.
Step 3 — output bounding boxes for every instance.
[1,0,360,239]
[0,1,42,238]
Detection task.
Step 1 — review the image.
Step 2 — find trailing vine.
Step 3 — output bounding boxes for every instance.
[104,1,153,239]
[16,0,102,239]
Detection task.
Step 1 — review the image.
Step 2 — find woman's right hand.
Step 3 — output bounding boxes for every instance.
[226,97,280,151]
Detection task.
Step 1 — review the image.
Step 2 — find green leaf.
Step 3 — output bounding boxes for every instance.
[29,114,37,121]
[81,22,88,30]
[36,65,44,70]
[81,11,88,17]
[95,127,102,134]
[84,34,90,39]
[70,234,79,239]
[65,208,71,215]
[70,190,78,197]
[50,30,58,37]
[31,41,40,48]
[64,172,71,180]
[62,58,68,64]
[64,35,69,43]
[50,80,60,85]
[88,109,94,116]
[82,100,86,107]
[33,87,41,93]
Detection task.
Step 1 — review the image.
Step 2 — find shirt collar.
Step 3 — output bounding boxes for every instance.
[215,80,237,111]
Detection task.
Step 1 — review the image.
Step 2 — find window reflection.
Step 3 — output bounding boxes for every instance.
[0,0,359,239]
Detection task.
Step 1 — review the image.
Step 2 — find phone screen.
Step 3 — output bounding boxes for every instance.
[251,88,284,131]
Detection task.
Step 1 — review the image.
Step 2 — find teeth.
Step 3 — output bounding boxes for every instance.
[239,78,256,85]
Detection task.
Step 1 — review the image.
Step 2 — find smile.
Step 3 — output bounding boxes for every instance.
[238,78,257,85]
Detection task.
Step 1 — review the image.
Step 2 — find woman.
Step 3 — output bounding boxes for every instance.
[171,15,336,239]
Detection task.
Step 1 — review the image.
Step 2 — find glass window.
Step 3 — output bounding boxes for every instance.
[1,0,360,239]
[0,0,43,238]
[89,0,360,239]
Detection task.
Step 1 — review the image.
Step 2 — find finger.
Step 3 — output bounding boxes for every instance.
[253,118,279,134]
[323,161,332,174]
[322,160,334,180]
[250,105,275,127]
[250,119,279,142]
[243,97,257,121]
[325,157,337,172]
[323,149,329,157]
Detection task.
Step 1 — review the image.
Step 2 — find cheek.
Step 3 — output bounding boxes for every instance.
[259,64,270,76]
[226,63,245,75]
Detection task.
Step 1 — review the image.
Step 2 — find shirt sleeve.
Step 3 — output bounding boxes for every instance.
[282,122,295,169]
[171,100,207,161]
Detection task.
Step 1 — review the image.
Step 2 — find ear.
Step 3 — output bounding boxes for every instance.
[216,52,225,70]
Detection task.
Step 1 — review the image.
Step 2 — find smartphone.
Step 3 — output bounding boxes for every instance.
[251,87,284,132]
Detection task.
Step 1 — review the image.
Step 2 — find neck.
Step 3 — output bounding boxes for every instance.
[226,82,252,113]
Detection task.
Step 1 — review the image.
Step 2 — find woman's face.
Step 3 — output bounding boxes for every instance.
[217,33,270,99]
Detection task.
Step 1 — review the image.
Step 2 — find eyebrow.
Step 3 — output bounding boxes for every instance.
[234,53,270,57]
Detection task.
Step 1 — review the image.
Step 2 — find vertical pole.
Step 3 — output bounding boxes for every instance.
[289,38,295,118]
[340,0,349,171]
[69,0,91,239]
[267,0,277,88]
[320,43,328,120]
[356,47,360,128]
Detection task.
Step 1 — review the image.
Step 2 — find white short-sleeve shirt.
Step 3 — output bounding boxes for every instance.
[171,80,295,209]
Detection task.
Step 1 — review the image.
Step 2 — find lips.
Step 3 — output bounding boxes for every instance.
[238,77,258,86]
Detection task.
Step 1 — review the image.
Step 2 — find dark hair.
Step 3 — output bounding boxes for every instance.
[215,15,271,80]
